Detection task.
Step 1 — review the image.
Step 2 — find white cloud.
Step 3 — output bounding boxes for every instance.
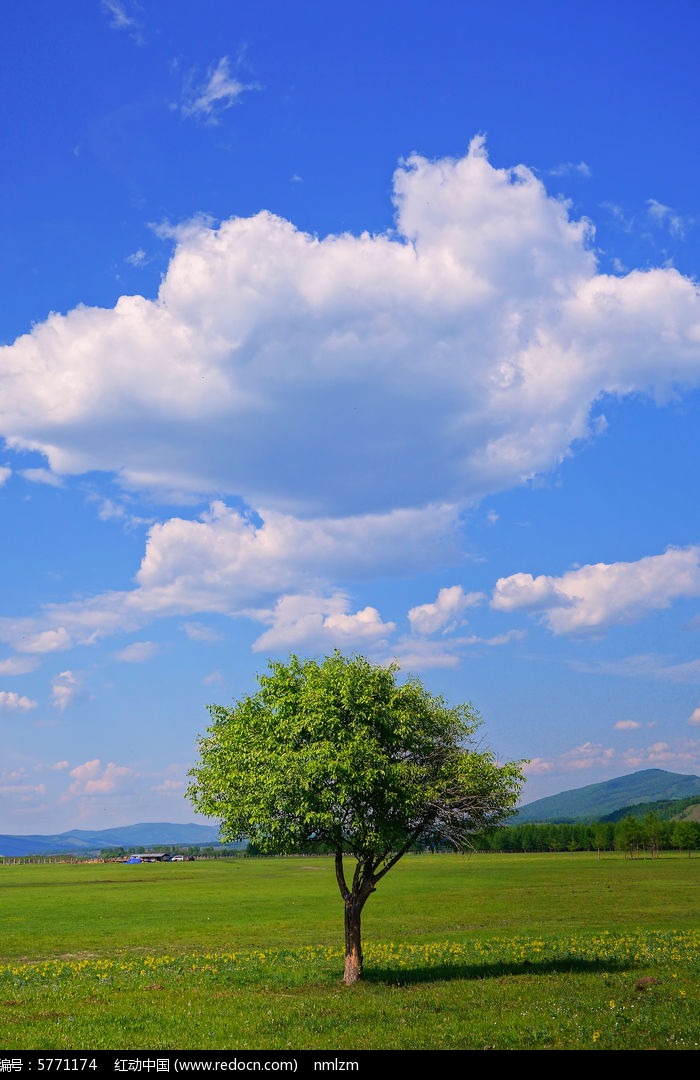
[615,720,641,730]
[101,0,134,28]
[467,630,525,646]
[541,742,615,773]
[689,708,700,726]
[0,499,460,665]
[384,638,467,670]
[647,199,688,239]
[2,139,700,675]
[14,627,73,654]
[522,738,700,796]
[67,759,136,797]
[1,138,698,523]
[152,778,186,795]
[126,249,147,267]
[492,546,700,634]
[85,492,153,529]
[384,628,523,672]
[101,0,142,41]
[51,670,81,711]
[0,465,10,486]
[115,641,159,663]
[0,690,37,712]
[140,502,459,600]
[0,656,39,675]
[182,57,257,123]
[0,782,46,800]
[250,594,396,653]
[571,653,700,683]
[549,161,592,178]
[19,468,64,487]
[408,585,483,635]
[522,757,553,776]
[203,670,223,685]
[182,622,222,642]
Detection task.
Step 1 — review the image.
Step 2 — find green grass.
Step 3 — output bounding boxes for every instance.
[0,852,698,1050]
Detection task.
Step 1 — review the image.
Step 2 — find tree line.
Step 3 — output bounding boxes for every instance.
[467,814,699,856]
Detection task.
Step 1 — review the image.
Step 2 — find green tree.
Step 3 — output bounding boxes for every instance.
[592,821,614,858]
[187,651,524,985]
[671,820,698,858]
[642,812,663,858]
[615,815,642,858]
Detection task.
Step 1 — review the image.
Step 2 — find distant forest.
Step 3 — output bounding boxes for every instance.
[470,813,699,855]
[243,805,700,858]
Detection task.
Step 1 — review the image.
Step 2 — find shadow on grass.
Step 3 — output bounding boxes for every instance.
[363,956,630,986]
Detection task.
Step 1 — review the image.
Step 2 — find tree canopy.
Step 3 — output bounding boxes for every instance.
[187,650,524,983]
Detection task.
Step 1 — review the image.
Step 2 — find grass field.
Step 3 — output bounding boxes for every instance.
[0,851,697,1051]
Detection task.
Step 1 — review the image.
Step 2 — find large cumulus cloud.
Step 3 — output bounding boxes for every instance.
[492,546,700,633]
[3,136,699,518]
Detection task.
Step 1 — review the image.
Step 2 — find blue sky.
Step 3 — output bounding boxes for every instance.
[2,1,700,834]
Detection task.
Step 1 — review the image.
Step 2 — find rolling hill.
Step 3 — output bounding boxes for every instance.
[514,768,700,824]
[3,768,700,855]
[0,822,225,858]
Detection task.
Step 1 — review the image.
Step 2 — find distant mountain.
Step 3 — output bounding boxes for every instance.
[0,821,225,858]
[5,770,700,854]
[514,769,700,824]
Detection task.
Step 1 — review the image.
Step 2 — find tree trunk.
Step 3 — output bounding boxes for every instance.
[335,850,377,986]
[343,894,365,986]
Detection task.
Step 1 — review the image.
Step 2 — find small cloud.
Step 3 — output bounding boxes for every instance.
[251,594,395,653]
[67,758,136,796]
[102,0,135,28]
[571,653,700,683]
[0,690,38,712]
[115,641,159,663]
[0,466,11,486]
[18,628,72,655]
[182,622,222,643]
[522,757,554,776]
[291,174,303,184]
[689,707,700,726]
[559,742,617,772]
[84,491,153,529]
[50,760,70,771]
[149,211,217,244]
[409,585,483,636]
[549,161,592,178]
[101,0,143,42]
[601,200,634,233]
[463,630,525,646]
[203,670,223,686]
[386,637,465,670]
[0,782,46,800]
[615,719,641,730]
[51,670,81,712]
[647,199,688,239]
[125,248,147,267]
[0,656,39,675]
[181,57,258,124]
[152,778,186,795]
[19,468,64,488]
